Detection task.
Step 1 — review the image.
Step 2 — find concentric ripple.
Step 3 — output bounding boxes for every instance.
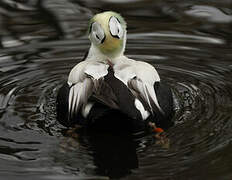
[0,0,232,180]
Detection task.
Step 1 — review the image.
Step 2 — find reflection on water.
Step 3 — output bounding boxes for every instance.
[57,131,140,179]
[0,0,232,179]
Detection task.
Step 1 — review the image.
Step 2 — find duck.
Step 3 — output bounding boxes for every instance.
[57,11,174,133]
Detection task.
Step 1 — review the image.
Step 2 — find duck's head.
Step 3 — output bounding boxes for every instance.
[88,11,127,59]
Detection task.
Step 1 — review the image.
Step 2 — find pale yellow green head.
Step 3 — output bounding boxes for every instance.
[88,11,127,58]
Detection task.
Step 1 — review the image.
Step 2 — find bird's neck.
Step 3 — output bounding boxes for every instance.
[87,44,125,65]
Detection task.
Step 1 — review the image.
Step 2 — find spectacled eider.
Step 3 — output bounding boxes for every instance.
[57,11,174,133]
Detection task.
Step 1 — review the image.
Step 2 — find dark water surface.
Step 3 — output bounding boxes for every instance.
[0,0,232,179]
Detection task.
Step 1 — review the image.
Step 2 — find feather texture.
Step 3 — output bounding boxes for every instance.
[57,11,173,130]
[67,55,164,121]
[113,57,164,115]
[68,78,93,118]
[68,61,117,120]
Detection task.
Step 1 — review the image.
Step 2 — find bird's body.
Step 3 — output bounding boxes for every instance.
[57,11,174,133]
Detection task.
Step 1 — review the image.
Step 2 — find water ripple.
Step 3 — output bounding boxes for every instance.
[0,0,232,180]
[129,32,225,44]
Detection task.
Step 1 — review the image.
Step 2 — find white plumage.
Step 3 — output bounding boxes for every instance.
[63,11,167,124]
[68,54,163,120]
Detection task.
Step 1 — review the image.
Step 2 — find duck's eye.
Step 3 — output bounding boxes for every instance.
[90,22,105,44]
[109,16,123,39]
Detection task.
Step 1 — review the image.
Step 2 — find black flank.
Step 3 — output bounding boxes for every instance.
[152,81,174,129]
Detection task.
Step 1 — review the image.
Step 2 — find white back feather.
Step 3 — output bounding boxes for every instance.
[84,63,109,80]
[113,56,164,115]
[68,78,93,118]
[68,60,113,119]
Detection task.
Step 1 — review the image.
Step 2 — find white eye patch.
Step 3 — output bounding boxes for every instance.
[109,16,123,39]
[90,22,105,44]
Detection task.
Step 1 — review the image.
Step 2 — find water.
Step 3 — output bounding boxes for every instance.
[0,0,232,179]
